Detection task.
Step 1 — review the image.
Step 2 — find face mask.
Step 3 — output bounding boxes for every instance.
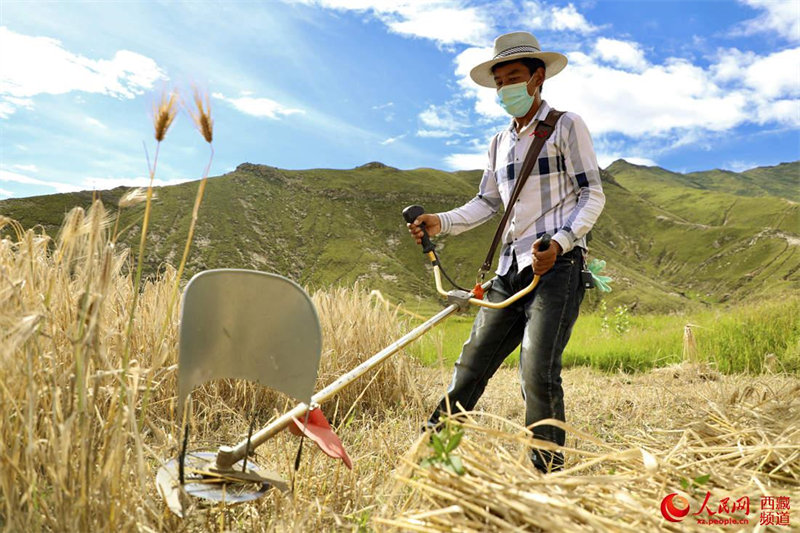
[497,77,536,117]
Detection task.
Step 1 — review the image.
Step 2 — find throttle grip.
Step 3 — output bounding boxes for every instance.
[538,233,552,252]
[402,205,435,253]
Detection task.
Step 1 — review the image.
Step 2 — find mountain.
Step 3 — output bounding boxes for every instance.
[1,160,798,313]
[605,160,799,203]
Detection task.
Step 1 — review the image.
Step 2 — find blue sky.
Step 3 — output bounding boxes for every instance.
[0,0,798,198]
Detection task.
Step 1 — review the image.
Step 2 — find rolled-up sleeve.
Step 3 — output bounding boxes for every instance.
[552,113,605,253]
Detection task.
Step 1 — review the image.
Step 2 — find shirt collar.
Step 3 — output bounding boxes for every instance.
[518,100,551,136]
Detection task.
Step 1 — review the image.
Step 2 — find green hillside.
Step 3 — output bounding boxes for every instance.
[606,160,799,202]
[1,160,797,313]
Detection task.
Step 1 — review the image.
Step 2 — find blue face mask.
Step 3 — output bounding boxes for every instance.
[497,78,536,117]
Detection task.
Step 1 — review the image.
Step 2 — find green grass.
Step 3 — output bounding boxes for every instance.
[407,298,800,374]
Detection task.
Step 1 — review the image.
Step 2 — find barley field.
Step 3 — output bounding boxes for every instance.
[1,198,798,532]
[2,96,798,531]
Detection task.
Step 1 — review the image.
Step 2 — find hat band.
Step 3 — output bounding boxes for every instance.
[493,45,541,60]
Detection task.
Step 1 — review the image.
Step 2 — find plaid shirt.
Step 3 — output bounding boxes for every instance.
[437,100,605,276]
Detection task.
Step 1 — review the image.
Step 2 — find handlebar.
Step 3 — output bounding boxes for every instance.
[404,204,550,310]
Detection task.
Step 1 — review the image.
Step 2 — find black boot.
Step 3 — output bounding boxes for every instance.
[531,448,564,474]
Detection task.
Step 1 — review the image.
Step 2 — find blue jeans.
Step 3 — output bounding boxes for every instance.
[428,248,585,472]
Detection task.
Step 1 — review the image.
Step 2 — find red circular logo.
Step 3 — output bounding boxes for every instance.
[661,493,690,522]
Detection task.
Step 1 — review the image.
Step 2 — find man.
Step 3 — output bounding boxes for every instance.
[408,31,605,473]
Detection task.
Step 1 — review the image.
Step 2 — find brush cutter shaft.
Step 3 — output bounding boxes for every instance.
[215,288,489,469]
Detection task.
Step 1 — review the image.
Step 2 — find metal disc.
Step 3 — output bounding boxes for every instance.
[156,451,287,517]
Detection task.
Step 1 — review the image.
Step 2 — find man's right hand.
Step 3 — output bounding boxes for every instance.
[407,214,441,245]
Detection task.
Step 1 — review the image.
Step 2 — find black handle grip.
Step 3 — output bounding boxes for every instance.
[402,205,435,253]
[402,205,423,224]
[538,233,551,252]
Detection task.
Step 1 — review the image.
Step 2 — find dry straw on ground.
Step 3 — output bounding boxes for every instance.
[378,367,799,532]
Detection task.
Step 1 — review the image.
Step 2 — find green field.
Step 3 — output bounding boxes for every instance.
[406,297,800,374]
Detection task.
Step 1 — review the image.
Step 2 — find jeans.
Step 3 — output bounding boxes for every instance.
[428,248,585,473]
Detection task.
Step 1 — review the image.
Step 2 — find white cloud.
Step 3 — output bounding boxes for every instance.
[533,45,800,137]
[380,133,406,145]
[294,0,495,46]
[448,35,799,169]
[0,169,77,193]
[417,102,469,138]
[0,27,166,118]
[0,101,15,119]
[419,104,456,129]
[213,92,304,119]
[548,55,747,136]
[417,129,456,138]
[0,168,191,195]
[724,159,759,172]
[708,46,800,126]
[621,156,657,167]
[753,98,800,126]
[594,38,648,72]
[710,48,757,82]
[0,96,34,118]
[372,101,396,120]
[85,117,108,129]
[0,187,14,198]
[10,163,38,172]
[453,46,508,120]
[384,5,493,45]
[713,46,800,99]
[596,154,657,168]
[743,47,800,99]
[735,0,800,42]
[550,3,597,33]
[83,176,192,190]
[443,152,486,170]
[522,1,600,34]
[335,0,794,168]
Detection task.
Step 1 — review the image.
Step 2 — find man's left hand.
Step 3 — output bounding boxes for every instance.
[532,238,562,275]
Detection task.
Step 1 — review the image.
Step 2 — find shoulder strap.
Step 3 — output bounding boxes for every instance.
[479,109,565,278]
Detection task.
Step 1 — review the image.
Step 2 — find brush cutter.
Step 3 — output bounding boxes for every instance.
[401,204,550,311]
[156,207,551,517]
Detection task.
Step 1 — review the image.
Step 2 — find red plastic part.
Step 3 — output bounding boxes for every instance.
[472,284,484,300]
[288,408,353,469]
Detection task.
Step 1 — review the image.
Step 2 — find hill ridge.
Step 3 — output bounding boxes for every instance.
[1,159,797,312]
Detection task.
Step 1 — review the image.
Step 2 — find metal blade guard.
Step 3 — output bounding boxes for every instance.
[157,269,322,516]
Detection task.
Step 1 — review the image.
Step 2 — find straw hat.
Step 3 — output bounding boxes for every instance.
[470,31,568,88]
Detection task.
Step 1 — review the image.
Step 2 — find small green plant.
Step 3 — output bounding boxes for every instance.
[421,421,466,475]
[613,304,631,335]
[345,509,372,532]
[680,473,711,495]
[600,301,631,335]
